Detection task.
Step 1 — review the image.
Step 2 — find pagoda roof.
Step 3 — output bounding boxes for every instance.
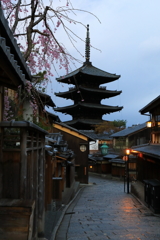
[57,63,120,84]
[55,86,122,99]
[54,102,123,114]
[64,118,104,129]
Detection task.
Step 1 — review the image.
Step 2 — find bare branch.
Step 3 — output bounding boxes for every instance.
[32,29,49,37]
[44,16,66,54]
[17,15,42,22]
[14,33,27,37]
[11,0,21,33]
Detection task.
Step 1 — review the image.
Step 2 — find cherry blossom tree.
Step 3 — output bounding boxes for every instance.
[1,0,99,79]
[1,0,99,125]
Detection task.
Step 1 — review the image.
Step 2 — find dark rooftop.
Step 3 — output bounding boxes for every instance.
[0,5,32,81]
[111,123,146,137]
[80,130,112,141]
[55,102,123,113]
[0,37,26,87]
[139,95,160,114]
[57,64,120,83]
[132,144,160,159]
[55,86,122,99]
[53,121,95,142]
[103,154,120,159]
[38,91,55,108]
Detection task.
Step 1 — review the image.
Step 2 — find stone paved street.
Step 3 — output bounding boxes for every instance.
[55,174,160,240]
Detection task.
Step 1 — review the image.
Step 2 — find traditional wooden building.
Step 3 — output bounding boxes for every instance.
[131,95,160,182]
[0,5,48,239]
[80,130,112,153]
[131,96,160,213]
[52,122,95,183]
[45,133,76,206]
[54,25,123,130]
[111,123,150,151]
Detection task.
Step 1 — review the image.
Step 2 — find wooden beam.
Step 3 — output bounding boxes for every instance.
[56,155,67,160]
[53,123,88,141]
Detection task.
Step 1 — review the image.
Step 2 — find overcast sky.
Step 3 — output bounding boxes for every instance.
[48,0,160,127]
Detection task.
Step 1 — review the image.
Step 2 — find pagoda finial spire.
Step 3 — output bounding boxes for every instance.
[85,24,91,64]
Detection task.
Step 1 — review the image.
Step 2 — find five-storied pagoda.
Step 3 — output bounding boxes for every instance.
[54,25,123,130]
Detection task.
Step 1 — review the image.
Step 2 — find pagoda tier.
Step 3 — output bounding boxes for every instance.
[55,102,123,116]
[54,25,123,130]
[57,63,120,86]
[55,86,122,102]
[64,119,105,130]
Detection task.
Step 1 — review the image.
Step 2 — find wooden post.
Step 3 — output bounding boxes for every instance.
[38,133,45,237]
[0,126,3,198]
[20,128,27,199]
[30,132,34,200]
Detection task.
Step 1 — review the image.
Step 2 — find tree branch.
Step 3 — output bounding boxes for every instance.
[11,0,21,33]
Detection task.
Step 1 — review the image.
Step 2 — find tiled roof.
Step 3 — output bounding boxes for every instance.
[0,5,32,81]
[0,121,48,134]
[0,37,26,86]
[46,111,61,122]
[88,155,103,162]
[57,63,120,83]
[54,121,95,141]
[64,119,103,127]
[132,144,160,159]
[55,102,123,113]
[103,154,120,159]
[111,123,146,137]
[38,91,55,107]
[45,133,75,159]
[80,130,111,140]
[139,95,160,114]
[55,87,122,99]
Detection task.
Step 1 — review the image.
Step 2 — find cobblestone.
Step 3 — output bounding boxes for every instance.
[55,175,160,240]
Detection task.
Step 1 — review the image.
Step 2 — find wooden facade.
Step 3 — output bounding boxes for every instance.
[0,122,47,239]
[131,95,160,183]
[136,154,160,182]
[52,122,94,184]
[111,123,150,151]
[0,199,35,240]
[45,133,76,207]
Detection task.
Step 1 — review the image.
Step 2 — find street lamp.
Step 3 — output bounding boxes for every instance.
[125,148,130,194]
[146,121,152,128]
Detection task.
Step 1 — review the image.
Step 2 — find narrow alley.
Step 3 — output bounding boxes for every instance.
[55,174,160,240]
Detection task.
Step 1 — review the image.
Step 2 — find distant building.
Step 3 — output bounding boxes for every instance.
[54,25,123,130]
[80,130,112,153]
[111,123,150,150]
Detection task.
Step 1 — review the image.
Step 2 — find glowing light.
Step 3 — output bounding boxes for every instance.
[146,121,152,128]
[126,149,130,155]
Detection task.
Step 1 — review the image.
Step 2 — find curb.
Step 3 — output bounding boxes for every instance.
[50,186,86,240]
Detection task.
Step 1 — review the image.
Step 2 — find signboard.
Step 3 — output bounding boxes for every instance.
[89,140,98,150]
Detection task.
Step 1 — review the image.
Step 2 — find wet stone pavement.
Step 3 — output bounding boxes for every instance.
[55,175,160,240]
